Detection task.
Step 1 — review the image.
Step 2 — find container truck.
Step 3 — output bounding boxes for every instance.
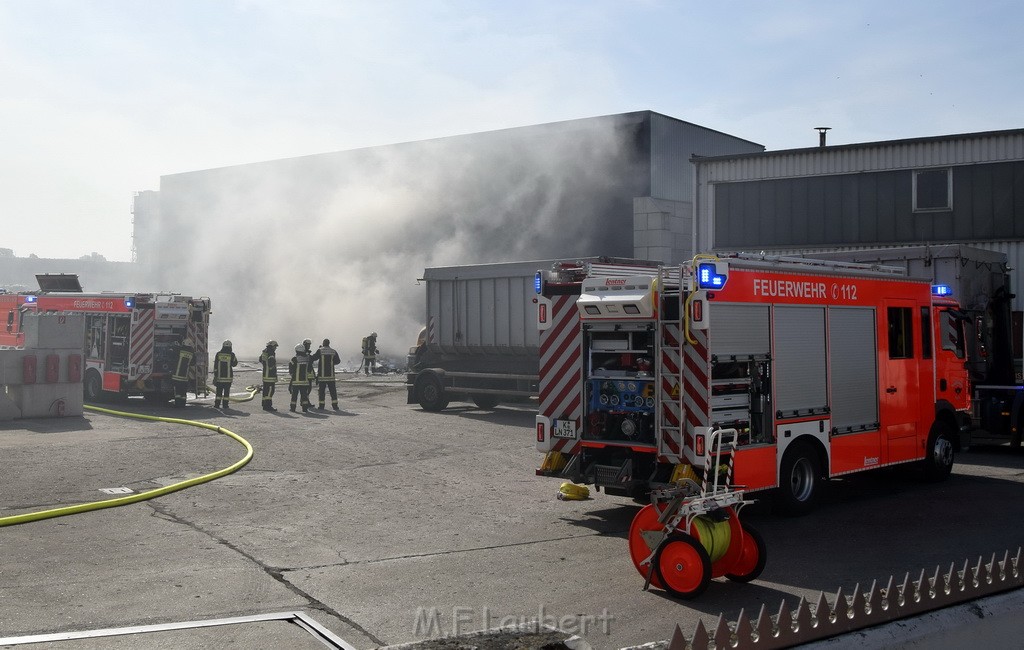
[799,245,1024,446]
[406,258,657,411]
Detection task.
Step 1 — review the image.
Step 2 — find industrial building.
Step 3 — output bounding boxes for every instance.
[133,111,763,276]
[693,128,1024,318]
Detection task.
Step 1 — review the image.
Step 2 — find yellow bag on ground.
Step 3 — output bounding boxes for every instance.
[557,482,590,500]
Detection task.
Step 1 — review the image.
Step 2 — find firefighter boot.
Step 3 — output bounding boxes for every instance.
[290,404,296,412]
[332,402,340,411]
[318,402,325,411]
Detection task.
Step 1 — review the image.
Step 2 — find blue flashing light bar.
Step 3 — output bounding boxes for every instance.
[534,271,544,295]
[696,262,728,289]
[25,295,37,303]
[931,284,953,297]
[124,297,135,309]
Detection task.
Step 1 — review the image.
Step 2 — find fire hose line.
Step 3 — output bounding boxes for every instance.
[0,405,253,528]
[197,385,262,402]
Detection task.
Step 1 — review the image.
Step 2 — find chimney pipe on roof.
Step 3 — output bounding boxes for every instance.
[815,126,831,147]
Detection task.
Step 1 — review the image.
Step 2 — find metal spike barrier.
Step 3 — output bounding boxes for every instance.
[664,547,1022,650]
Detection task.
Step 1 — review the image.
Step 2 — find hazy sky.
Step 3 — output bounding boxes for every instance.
[1,0,1020,262]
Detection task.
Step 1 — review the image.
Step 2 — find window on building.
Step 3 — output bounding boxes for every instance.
[888,307,914,359]
[913,168,952,212]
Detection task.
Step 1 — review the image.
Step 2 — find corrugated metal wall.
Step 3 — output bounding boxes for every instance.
[695,130,1024,252]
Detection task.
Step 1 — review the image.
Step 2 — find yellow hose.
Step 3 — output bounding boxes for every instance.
[0,405,253,528]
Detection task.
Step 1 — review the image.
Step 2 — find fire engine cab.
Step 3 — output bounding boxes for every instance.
[535,254,970,514]
[0,274,211,403]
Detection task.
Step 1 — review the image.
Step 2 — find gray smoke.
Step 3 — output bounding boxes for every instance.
[141,118,640,362]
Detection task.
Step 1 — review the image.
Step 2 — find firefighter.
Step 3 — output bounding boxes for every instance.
[212,340,238,410]
[312,338,341,411]
[170,336,195,407]
[259,340,279,412]
[361,331,378,375]
[289,343,314,412]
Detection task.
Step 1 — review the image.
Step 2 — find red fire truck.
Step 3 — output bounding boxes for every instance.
[0,275,211,403]
[535,254,971,514]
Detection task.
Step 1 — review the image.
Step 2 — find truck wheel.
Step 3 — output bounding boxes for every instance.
[84,370,103,403]
[471,394,499,410]
[923,423,955,481]
[776,442,820,517]
[417,374,449,412]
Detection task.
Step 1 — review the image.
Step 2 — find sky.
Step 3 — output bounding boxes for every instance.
[1,0,1021,263]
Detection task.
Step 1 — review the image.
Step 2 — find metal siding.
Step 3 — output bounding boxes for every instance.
[708,303,770,357]
[697,131,1024,183]
[829,307,879,431]
[774,306,828,414]
[650,114,764,205]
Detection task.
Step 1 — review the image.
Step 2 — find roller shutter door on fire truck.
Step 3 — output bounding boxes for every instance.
[773,306,828,418]
[828,307,879,433]
[711,304,769,357]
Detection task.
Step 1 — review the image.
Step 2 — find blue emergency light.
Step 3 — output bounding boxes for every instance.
[931,284,953,297]
[25,295,37,303]
[696,262,728,289]
[534,271,544,295]
[124,297,135,309]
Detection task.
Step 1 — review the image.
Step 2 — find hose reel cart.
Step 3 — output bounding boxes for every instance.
[627,428,767,598]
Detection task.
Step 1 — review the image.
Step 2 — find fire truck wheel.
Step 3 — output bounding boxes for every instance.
[923,423,955,481]
[654,532,712,599]
[471,394,500,410]
[725,524,767,583]
[416,373,449,412]
[84,370,103,403]
[776,443,820,517]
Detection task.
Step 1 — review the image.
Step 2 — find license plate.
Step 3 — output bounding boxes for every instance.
[552,419,577,439]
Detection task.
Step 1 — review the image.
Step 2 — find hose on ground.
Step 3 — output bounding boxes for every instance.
[0,405,253,528]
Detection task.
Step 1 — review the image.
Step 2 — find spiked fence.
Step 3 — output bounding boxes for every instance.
[664,547,1022,650]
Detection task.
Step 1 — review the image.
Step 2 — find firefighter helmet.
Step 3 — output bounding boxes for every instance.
[295,344,304,353]
[267,340,278,348]
[322,338,330,346]
[303,338,311,346]
[222,340,232,348]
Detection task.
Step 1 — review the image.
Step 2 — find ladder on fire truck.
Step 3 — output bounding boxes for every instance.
[655,265,686,469]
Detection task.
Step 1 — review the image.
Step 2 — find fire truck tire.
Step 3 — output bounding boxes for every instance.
[776,442,821,517]
[84,370,103,403]
[471,394,500,410]
[725,523,767,583]
[416,374,449,412]
[653,532,712,599]
[923,422,955,481]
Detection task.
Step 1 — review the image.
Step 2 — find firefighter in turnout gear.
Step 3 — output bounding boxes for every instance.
[289,343,314,412]
[170,336,195,408]
[312,338,341,410]
[259,340,279,412]
[361,331,378,375]
[212,340,238,409]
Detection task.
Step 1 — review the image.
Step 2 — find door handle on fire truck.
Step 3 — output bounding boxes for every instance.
[886,386,897,394]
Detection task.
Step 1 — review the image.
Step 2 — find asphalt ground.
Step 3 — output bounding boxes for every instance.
[1,365,1023,649]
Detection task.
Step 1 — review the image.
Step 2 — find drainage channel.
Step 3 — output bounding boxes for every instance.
[0,612,357,649]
